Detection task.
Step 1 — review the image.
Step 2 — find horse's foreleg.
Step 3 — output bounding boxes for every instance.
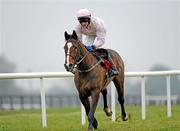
[88,90,100,130]
[101,89,112,117]
[79,95,90,116]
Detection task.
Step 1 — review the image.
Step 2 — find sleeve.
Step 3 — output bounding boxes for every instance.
[93,21,106,48]
[75,24,82,42]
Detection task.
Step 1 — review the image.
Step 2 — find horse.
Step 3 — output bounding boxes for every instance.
[63,30,128,130]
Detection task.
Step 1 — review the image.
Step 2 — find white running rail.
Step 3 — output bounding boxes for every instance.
[0,70,180,127]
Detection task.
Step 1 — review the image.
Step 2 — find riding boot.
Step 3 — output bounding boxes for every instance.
[108,55,119,77]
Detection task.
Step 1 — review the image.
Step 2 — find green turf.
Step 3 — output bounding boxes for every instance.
[0,105,180,131]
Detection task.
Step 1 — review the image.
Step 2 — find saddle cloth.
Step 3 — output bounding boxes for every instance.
[93,48,110,71]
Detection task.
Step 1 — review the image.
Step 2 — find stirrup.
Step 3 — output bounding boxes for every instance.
[108,69,119,77]
[113,70,119,75]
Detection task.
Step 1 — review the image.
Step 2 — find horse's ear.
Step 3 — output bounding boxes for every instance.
[64,31,70,40]
[72,30,78,40]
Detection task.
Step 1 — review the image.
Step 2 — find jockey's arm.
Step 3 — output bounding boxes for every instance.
[93,25,106,48]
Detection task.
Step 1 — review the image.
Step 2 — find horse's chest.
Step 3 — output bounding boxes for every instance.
[78,88,91,98]
[74,73,105,92]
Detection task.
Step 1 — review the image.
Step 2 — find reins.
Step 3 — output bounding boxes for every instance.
[75,58,103,73]
[71,41,103,73]
[75,51,89,65]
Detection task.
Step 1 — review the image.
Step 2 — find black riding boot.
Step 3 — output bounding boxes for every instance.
[108,55,119,77]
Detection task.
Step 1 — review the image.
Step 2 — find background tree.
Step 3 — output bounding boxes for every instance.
[0,55,23,95]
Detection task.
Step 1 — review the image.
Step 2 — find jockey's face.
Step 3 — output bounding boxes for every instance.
[79,18,89,28]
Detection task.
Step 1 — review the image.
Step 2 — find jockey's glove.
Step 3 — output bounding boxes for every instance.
[85,45,95,52]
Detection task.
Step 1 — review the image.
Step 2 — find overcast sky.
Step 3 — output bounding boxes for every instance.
[0,0,180,74]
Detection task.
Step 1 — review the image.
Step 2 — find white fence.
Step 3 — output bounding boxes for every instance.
[0,70,180,128]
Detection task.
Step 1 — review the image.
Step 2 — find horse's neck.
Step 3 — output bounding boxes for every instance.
[77,44,96,70]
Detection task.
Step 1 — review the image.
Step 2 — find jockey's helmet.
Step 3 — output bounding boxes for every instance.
[77,9,91,21]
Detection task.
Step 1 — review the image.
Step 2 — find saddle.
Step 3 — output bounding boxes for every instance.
[93,48,111,71]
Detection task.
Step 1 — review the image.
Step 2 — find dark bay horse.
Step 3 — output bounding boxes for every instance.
[64,31,128,130]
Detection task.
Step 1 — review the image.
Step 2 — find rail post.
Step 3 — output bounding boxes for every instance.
[141,76,146,120]
[40,77,47,128]
[166,75,172,117]
[81,103,86,125]
[111,82,116,122]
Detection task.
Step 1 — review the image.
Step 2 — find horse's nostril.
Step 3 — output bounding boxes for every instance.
[64,64,69,71]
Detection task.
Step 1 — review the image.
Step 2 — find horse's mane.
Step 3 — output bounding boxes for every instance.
[67,38,89,54]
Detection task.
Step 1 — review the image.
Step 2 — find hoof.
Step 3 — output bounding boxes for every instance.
[104,107,112,117]
[121,114,129,121]
[92,118,98,129]
[88,118,98,131]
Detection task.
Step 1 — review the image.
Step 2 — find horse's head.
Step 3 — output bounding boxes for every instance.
[64,30,81,72]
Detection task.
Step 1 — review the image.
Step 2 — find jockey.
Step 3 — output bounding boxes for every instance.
[75,8,118,77]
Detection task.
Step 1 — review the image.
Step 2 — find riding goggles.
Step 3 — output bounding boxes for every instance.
[78,18,90,23]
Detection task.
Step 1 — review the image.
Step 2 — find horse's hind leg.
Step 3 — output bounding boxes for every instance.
[113,77,128,121]
[101,89,112,116]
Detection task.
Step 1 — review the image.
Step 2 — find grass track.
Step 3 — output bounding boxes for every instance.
[0,105,180,131]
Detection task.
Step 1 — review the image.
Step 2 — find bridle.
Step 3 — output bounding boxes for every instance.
[64,40,103,73]
[65,40,89,63]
